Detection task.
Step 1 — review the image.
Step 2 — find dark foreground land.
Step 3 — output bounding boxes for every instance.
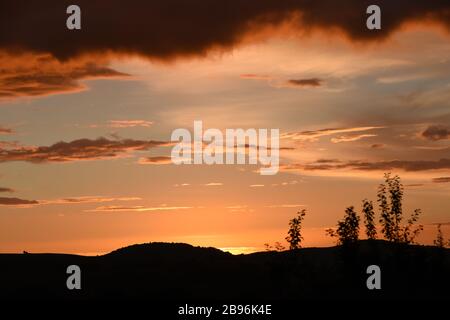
[0,240,448,300]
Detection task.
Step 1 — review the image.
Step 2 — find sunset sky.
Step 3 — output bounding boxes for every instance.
[1,1,449,255]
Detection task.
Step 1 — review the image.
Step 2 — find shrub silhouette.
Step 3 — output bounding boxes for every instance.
[285,209,306,250]
[434,224,445,247]
[362,199,377,240]
[264,242,286,252]
[327,206,360,245]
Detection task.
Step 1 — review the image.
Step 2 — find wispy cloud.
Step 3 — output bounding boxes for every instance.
[204,182,223,186]
[108,120,153,128]
[249,184,264,187]
[139,156,172,165]
[282,158,450,172]
[0,187,14,193]
[0,195,141,207]
[0,197,38,206]
[39,196,141,205]
[331,134,377,143]
[0,126,13,134]
[432,177,450,183]
[282,126,383,142]
[240,74,272,80]
[86,205,193,212]
[266,204,305,208]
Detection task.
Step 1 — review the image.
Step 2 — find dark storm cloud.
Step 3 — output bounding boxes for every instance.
[1,0,449,61]
[422,125,450,141]
[0,137,170,163]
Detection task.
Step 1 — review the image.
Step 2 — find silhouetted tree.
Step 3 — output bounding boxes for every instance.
[327,206,360,245]
[263,242,286,251]
[285,209,306,250]
[274,242,286,251]
[362,199,377,240]
[401,209,423,244]
[377,173,423,243]
[433,224,445,247]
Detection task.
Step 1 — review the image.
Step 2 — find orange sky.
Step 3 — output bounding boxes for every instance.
[0,2,449,254]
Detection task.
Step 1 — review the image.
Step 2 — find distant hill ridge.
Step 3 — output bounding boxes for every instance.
[0,240,448,300]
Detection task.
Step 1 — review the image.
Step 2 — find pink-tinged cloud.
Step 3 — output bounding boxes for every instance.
[0,137,170,163]
[0,53,129,99]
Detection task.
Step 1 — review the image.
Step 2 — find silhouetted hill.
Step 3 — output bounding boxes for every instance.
[0,240,448,300]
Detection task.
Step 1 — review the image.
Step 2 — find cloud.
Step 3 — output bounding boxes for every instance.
[0,187,14,193]
[39,196,141,205]
[422,125,450,141]
[0,126,13,134]
[432,177,450,183]
[174,183,190,187]
[205,183,223,186]
[2,0,449,63]
[0,197,38,206]
[331,134,376,143]
[249,184,265,187]
[0,141,19,149]
[108,120,153,128]
[86,205,193,212]
[0,137,170,163]
[2,1,449,100]
[285,78,323,88]
[0,53,128,99]
[371,143,385,149]
[0,195,141,208]
[282,158,450,172]
[226,205,248,209]
[282,126,383,142]
[266,204,305,208]
[240,74,272,80]
[138,156,172,165]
